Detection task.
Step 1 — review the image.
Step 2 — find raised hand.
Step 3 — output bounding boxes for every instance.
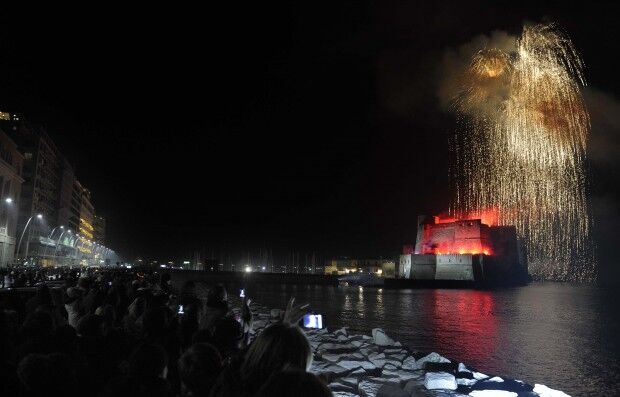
[282,297,310,325]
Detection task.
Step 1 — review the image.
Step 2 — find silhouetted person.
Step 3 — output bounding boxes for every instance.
[210,322,313,397]
[254,369,332,397]
[178,343,222,397]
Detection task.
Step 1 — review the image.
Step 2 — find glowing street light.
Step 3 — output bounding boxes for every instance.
[16,213,44,262]
[4,197,12,204]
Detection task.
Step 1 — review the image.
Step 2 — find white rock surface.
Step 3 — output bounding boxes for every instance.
[382,369,425,382]
[473,371,489,380]
[469,391,517,397]
[401,356,417,370]
[424,372,458,390]
[533,384,571,397]
[372,328,396,346]
[339,360,377,370]
[458,362,471,373]
[416,352,451,369]
[359,380,384,397]
[457,378,478,386]
[245,301,570,397]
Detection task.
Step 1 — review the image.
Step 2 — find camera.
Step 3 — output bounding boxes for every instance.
[302,314,323,329]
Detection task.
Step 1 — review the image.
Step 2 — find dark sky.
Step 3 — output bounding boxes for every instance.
[0,2,619,276]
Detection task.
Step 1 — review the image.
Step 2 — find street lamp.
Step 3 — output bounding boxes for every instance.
[5,197,12,204]
[53,228,72,265]
[16,213,43,263]
[48,225,64,239]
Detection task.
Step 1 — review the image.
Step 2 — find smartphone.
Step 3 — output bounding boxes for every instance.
[178,305,184,315]
[302,314,323,329]
[239,289,245,298]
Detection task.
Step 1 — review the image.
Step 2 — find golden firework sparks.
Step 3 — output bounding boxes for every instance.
[451,23,594,281]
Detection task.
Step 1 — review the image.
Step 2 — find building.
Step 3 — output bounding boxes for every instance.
[398,214,526,281]
[0,112,104,266]
[76,181,95,262]
[0,127,24,267]
[58,159,80,232]
[324,258,395,276]
[93,214,106,245]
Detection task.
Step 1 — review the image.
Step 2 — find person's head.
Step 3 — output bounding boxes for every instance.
[76,314,104,338]
[143,306,170,338]
[254,370,331,397]
[181,280,196,296]
[95,304,116,332]
[64,287,82,304]
[17,353,77,395]
[35,284,52,305]
[128,343,168,380]
[128,296,146,318]
[212,316,244,351]
[77,277,90,291]
[240,322,312,392]
[178,343,222,397]
[21,310,54,338]
[206,284,227,307]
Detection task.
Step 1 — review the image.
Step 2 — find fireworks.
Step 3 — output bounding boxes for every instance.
[451,23,594,281]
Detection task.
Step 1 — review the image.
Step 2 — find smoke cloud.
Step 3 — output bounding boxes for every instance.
[437,30,516,111]
[584,87,620,167]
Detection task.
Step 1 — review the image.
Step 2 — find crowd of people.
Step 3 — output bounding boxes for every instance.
[0,267,333,396]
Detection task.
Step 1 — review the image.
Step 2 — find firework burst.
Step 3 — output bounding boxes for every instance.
[451,23,594,281]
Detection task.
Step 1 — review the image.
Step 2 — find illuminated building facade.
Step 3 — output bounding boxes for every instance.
[399,214,526,281]
[94,215,106,244]
[324,258,395,276]
[58,159,80,232]
[0,115,63,254]
[77,181,95,258]
[0,128,24,267]
[0,112,101,265]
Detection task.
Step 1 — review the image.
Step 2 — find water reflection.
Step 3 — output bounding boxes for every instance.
[199,282,620,396]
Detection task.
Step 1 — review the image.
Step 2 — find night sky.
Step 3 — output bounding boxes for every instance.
[1,3,619,279]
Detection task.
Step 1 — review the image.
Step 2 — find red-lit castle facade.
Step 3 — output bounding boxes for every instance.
[399,213,526,281]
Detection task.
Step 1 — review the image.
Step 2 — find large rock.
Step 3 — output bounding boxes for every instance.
[372,328,396,346]
[424,372,457,390]
[339,377,360,388]
[359,380,384,397]
[321,352,365,363]
[469,391,517,397]
[458,363,471,373]
[376,384,409,397]
[329,381,357,393]
[457,378,478,386]
[333,327,348,337]
[382,369,425,382]
[401,356,417,370]
[318,342,359,354]
[339,360,377,370]
[415,352,451,370]
[309,361,350,377]
[533,384,570,397]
